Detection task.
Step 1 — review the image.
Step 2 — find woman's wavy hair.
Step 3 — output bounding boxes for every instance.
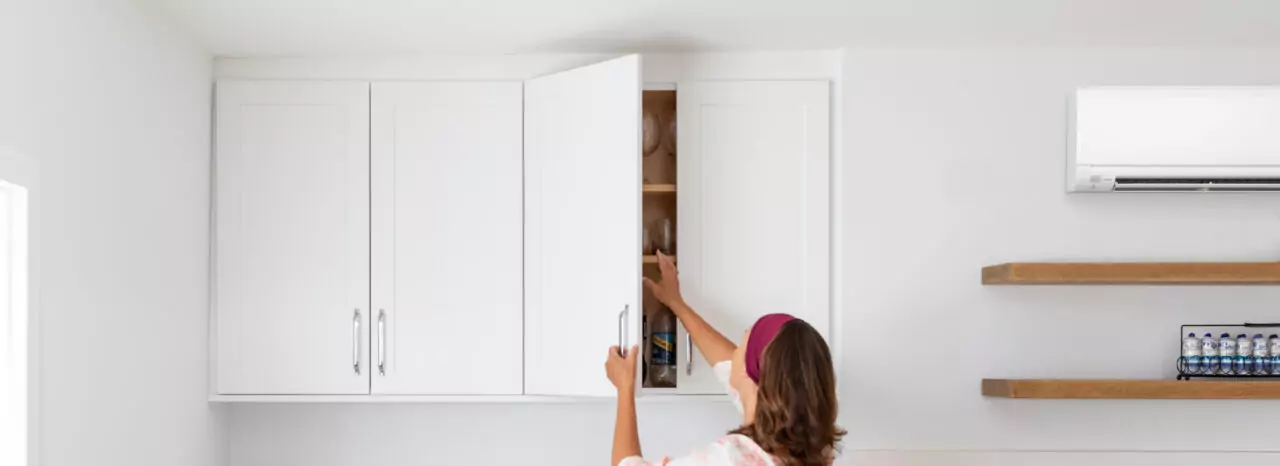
[730,319,844,466]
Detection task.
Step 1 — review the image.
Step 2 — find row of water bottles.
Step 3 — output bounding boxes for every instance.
[1182,333,1280,376]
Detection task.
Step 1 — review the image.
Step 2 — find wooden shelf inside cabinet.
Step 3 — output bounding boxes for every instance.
[982,379,1280,399]
[643,184,676,193]
[981,262,1280,285]
[643,255,675,264]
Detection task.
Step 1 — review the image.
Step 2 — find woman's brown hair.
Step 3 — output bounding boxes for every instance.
[731,320,844,466]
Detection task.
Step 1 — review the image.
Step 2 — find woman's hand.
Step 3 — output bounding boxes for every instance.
[606,345,640,394]
[642,251,684,308]
[643,251,739,369]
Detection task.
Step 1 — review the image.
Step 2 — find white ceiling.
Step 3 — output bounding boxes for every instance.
[144,0,1280,57]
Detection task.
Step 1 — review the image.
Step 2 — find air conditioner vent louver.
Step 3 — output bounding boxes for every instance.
[1114,177,1280,192]
[1116,178,1280,185]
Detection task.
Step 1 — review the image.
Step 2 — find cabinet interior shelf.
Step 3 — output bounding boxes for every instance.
[643,184,676,193]
[643,255,675,264]
[983,378,1280,399]
[982,262,1280,285]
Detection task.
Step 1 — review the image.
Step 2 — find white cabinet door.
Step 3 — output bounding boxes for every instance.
[676,81,830,395]
[524,56,643,397]
[215,81,371,395]
[370,82,523,395]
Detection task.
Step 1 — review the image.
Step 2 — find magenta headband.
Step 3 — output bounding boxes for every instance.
[745,313,798,384]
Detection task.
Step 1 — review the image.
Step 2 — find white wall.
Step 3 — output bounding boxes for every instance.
[230,402,737,465]
[0,1,224,465]
[841,48,1280,464]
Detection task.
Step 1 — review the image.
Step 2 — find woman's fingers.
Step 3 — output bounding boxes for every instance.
[607,345,639,362]
[658,251,676,278]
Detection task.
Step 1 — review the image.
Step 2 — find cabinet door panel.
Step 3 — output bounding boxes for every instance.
[525,56,643,397]
[676,82,830,395]
[215,81,370,395]
[370,82,523,395]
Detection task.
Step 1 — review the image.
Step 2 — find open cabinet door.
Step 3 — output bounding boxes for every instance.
[525,55,642,397]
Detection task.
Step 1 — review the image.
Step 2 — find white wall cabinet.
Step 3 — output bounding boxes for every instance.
[215,81,371,395]
[212,57,831,401]
[674,81,830,394]
[370,82,524,395]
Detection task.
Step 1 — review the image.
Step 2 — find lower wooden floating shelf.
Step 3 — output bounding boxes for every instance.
[983,378,1280,399]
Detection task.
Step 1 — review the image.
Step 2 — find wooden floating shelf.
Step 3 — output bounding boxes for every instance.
[642,184,677,193]
[982,379,1280,399]
[643,255,675,264]
[982,262,1280,285]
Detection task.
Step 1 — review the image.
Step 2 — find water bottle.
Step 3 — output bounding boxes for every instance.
[1201,333,1220,375]
[647,306,677,388]
[1269,335,1280,375]
[1255,334,1271,375]
[1219,333,1237,375]
[1237,334,1254,375]
[1182,333,1202,374]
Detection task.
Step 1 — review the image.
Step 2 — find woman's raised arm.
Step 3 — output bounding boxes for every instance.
[643,252,737,366]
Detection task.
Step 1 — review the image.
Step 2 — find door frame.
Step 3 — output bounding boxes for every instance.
[0,148,38,466]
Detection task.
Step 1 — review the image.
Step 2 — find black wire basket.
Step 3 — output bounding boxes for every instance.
[1177,323,1280,381]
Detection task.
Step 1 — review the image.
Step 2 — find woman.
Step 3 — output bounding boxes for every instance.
[605,252,844,466]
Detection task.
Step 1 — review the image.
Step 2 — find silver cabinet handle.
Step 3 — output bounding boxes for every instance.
[352,309,362,375]
[686,333,693,375]
[617,305,628,355]
[377,309,386,376]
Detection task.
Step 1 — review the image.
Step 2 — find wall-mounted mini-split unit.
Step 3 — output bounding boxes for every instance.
[1070,87,1280,192]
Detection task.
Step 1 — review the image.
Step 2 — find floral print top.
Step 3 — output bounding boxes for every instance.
[617,362,776,466]
[617,434,775,466]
